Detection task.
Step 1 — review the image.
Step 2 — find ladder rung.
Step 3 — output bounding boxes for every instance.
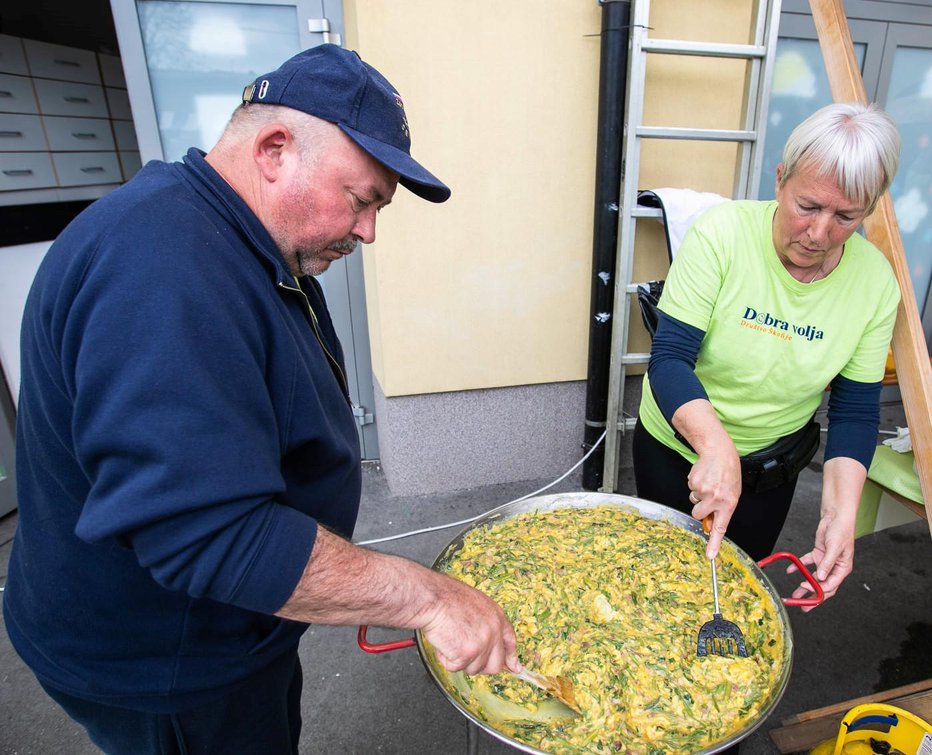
[626,281,663,294]
[632,206,663,218]
[622,353,651,365]
[642,39,767,59]
[636,126,757,142]
[616,416,637,432]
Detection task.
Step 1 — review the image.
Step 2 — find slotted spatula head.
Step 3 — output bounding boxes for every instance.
[697,515,748,658]
[697,613,747,657]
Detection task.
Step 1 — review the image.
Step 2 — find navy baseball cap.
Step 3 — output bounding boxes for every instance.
[242,44,450,203]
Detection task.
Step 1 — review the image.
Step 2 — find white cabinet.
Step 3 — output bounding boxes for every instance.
[0,153,56,191]
[0,71,40,113]
[0,114,47,151]
[21,40,101,84]
[0,35,28,76]
[0,34,140,206]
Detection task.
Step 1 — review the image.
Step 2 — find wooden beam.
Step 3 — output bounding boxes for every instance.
[810,0,932,538]
[780,678,932,725]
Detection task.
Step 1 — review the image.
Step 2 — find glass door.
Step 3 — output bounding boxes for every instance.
[134,0,306,160]
[762,6,932,354]
[876,24,932,348]
[759,15,882,201]
[110,0,381,458]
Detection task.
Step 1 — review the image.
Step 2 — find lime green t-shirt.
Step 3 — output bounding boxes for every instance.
[639,200,900,460]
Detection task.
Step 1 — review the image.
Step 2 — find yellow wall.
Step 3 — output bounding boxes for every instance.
[347,0,755,396]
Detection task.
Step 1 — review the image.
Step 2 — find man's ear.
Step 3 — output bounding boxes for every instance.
[775,162,784,195]
[253,124,291,182]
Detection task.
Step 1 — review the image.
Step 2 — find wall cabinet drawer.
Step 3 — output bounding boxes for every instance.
[23,40,100,85]
[105,87,132,120]
[112,119,138,151]
[52,151,121,186]
[0,113,47,151]
[119,151,142,181]
[43,116,115,151]
[0,35,28,76]
[0,73,38,114]
[33,78,108,118]
[0,152,56,190]
[98,53,126,88]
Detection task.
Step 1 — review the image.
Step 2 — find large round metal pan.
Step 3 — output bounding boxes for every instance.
[416,492,796,755]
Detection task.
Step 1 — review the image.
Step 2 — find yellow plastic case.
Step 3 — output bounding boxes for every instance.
[810,703,932,755]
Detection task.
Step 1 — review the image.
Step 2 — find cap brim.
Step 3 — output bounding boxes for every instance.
[339,125,451,203]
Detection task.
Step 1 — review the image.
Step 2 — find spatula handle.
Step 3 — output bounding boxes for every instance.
[702,516,722,613]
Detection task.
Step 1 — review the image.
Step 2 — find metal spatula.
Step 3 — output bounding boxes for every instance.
[512,665,580,713]
[697,515,747,657]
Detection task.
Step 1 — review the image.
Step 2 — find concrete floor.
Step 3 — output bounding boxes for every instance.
[1,402,930,755]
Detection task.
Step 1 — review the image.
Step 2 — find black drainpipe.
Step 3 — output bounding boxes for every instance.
[582,0,631,491]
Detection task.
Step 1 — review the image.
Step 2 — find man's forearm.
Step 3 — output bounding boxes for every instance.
[274,526,441,628]
[274,525,519,676]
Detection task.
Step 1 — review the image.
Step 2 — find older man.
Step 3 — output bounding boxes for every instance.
[4,45,516,754]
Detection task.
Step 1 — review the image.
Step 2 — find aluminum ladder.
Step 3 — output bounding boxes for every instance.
[600,0,783,492]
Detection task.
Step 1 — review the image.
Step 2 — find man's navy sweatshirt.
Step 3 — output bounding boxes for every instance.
[4,149,362,712]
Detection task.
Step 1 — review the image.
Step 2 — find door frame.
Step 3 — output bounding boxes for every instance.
[0,371,17,518]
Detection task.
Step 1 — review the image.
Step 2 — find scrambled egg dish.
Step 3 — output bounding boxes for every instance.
[434,504,786,754]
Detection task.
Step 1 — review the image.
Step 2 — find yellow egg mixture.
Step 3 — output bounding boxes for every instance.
[436,505,786,754]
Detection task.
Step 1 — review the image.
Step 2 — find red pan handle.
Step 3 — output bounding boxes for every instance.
[756,551,824,607]
[357,625,417,653]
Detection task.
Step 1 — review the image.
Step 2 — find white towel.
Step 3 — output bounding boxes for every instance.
[638,187,729,260]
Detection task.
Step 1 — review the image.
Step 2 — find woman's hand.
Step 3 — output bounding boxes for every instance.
[787,456,864,611]
[687,447,742,558]
[672,399,742,558]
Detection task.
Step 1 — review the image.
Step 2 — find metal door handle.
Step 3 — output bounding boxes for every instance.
[3,169,34,176]
[63,96,90,104]
[80,166,106,173]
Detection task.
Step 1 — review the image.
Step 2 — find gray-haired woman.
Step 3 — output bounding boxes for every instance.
[633,102,901,609]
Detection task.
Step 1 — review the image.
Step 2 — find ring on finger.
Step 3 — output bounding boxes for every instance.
[689,491,700,504]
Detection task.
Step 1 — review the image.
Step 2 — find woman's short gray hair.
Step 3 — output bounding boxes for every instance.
[779,101,900,213]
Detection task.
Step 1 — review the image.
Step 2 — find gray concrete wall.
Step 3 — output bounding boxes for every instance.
[373,379,589,496]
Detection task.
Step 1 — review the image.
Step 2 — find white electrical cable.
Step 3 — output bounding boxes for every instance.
[355,416,902,548]
[355,429,608,546]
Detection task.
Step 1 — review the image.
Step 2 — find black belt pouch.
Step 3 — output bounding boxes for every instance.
[740,418,822,494]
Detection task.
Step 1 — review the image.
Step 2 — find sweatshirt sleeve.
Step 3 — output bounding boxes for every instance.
[65,202,315,615]
[647,311,709,424]
[824,374,882,472]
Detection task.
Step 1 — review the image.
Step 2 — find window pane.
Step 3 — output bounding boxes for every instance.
[886,46,932,311]
[760,38,866,200]
[137,1,301,161]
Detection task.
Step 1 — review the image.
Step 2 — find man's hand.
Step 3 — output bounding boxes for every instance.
[418,577,518,675]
